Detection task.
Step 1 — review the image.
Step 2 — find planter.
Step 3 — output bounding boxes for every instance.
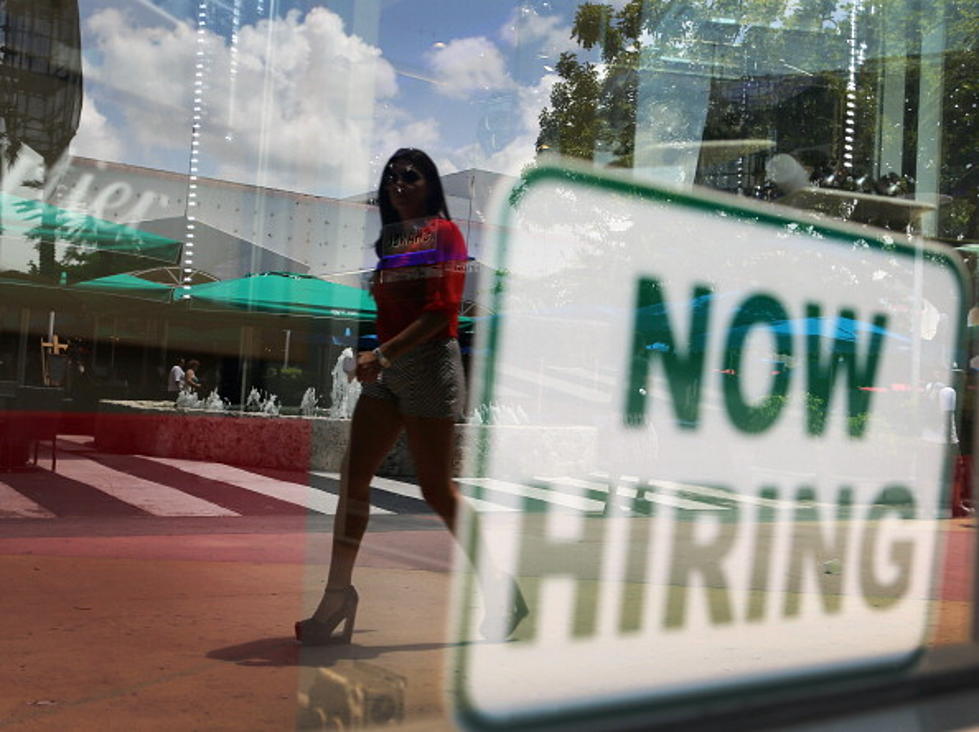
[95,400,596,479]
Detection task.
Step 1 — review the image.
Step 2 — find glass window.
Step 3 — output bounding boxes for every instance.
[2,2,978,729]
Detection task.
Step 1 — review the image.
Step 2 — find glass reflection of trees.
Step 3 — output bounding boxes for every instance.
[535,0,979,241]
[0,0,83,278]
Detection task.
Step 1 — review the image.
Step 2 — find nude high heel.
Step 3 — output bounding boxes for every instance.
[480,577,529,641]
[295,586,359,646]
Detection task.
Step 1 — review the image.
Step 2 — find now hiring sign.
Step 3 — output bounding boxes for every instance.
[452,169,966,729]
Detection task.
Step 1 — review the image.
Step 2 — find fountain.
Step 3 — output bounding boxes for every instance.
[300,387,319,417]
[203,390,228,413]
[175,389,228,413]
[94,349,596,478]
[244,386,281,416]
[328,347,361,419]
[175,389,201,410]
[244,387,262,412]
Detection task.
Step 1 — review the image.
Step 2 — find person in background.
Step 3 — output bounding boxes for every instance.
[183,359,202,393]
[167,357,185,396]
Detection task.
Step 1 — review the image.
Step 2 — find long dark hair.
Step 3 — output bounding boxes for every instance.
[374,148,451,259]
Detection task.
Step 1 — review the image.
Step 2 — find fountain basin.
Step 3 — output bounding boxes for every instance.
[95,400,313,471]
[95,400,596,479]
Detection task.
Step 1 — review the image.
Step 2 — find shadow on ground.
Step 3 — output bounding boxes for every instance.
[207,634,464,667]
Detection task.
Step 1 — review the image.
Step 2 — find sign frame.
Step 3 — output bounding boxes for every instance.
[452,164,969,731]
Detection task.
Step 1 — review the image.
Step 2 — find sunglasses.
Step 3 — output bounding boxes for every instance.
[384,168,422,186]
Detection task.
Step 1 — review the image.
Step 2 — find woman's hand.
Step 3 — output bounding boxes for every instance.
[356,350,383,383]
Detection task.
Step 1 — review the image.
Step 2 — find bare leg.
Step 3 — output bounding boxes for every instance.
[404,415,527,639]
[403,415,460,531]
[405,416,506,594]
[311,395,403,622]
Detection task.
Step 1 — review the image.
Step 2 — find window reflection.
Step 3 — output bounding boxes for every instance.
[0,1,977,730]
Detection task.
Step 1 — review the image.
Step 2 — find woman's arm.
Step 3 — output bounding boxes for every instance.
[357,310,449,383]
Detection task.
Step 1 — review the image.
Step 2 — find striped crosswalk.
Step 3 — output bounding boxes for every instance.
[0,438,843,521]
[144,457,360,515]
[0,481,56,519]
[54,454,239,517]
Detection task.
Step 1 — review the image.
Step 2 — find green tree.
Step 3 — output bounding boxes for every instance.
[536,0,852,167]
[533,0,979,241]
[0,0,84,279]
[537,2,646,167]
[28,245,159,285]
[537,53,603,161]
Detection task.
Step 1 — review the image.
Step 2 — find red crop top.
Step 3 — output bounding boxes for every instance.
[372,217,468,343]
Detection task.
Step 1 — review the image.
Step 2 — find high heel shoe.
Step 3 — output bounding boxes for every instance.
[480,577,529,641]
[294,586,359,646]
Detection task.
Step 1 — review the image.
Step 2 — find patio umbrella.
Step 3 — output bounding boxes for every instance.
[128,266,217,286]
[75,272,176,302]
[181,271,376,321]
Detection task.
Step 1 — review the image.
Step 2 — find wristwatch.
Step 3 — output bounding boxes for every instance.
[372,347,392,368]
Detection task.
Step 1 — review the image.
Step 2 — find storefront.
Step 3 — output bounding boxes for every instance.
[1,1,978,729]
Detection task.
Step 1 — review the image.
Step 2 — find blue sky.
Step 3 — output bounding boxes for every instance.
[71,0,605,198]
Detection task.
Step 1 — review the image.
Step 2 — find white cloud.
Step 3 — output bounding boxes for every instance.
[81,7,420,196]
[374,114,442,163]
[434,156,459,176]
[499,7,576,57]
[445,73,559,178]
[78,6,567,196]
[69,97,125,162]
[426,37,513,99]
[518,73,561,132]
[83,8,197,151]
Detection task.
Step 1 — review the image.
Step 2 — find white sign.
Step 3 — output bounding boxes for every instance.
[452,167,966,728]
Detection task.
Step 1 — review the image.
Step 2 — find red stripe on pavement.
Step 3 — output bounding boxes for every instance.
[2,461,150,517]
[81,451,309,516]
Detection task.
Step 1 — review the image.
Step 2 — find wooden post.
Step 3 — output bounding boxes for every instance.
[40,334,69,386]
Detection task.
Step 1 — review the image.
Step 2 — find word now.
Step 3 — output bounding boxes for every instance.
[625,279,889,436]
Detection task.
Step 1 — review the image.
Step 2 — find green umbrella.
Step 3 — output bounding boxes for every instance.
[0,193,182,263]
[182,271,376,320]
[75,272,176,302]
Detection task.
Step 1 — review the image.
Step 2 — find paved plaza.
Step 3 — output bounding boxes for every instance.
[0,437,974,730]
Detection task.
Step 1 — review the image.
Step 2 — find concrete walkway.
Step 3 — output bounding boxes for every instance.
[0,522,461,731]
[1,515,974,731]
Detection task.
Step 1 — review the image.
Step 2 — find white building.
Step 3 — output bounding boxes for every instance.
[3,154,513,290]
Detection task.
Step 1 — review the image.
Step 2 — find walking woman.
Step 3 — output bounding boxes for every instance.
[295,148,527,645]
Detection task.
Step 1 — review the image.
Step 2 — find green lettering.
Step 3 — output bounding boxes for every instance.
[618,483,657,634]
[805,304,887,438]
[516,511,606,641]
[624,278,713,429]
[723,293,793,434]
[746,487,778,622]
[860,484,914,610]
[665,503,739,629]
[784,486,854,617]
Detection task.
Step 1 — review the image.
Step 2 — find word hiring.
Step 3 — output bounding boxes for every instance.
[513,482,916,642]
[625,278,889,436]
